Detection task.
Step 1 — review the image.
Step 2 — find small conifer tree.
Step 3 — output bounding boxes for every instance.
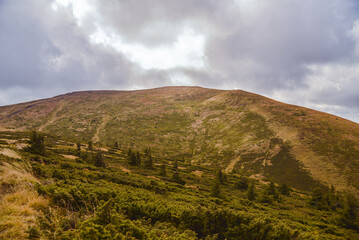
[216,169,226,184]
[247,183,256,201]
[143,147,153,169]
[211,180,221,198]
[279,184,291,196]
[235,176,249,190]
[88,141,93,151]
[160,163,166,176]
[94,152,106,168]
[136,151,141,166]
[76,142,81,156]
[171,169,185,185]
[172,159,179,172]
[26,131,46,156]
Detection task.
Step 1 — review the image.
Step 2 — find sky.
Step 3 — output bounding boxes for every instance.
[1,0,359,122]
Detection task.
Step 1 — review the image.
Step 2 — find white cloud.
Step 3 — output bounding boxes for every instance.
[90,26,206,70]
[52,0,95,26]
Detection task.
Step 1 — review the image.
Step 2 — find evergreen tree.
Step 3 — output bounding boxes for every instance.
[235,176,249,190]
[127,148,137,166]
[143,147,153,169]
[94,152,106,168]
[173,159,178,171]
[341,194,359,230]
[171,169,185,185]
[160,163,166,176]
[76,142,81,156]
[310,188,328,210]
[26,131,46,156]
[268,181,276,195]
[279,184,291,196]
[211,180,221,198]
[217,170,224,184]
[136,151,141,166]
[266,181,279,200]
[247,183,256,201]
[88,141,93,151]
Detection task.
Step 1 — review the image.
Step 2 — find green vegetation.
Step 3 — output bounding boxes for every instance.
[25,131,45,156]
[1,87,359,195]
[1,87,359,238]
[1,130,358,239]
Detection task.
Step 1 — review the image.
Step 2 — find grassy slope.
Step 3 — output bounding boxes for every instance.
[0,131,358,239]
[0,87,358,195]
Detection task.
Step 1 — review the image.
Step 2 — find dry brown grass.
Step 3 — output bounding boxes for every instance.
[62,154,77,160]
[192,170,203,177]
[250,106,358,195]
[0,162,48,239]
[0,148,21,159]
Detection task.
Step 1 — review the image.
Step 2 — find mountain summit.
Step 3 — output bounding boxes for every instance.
[0,86,358,194]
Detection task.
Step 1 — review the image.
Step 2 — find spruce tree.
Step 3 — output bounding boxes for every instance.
[279,184,291,196]
[341,194,359,230]
[136,151,141,166]
[160,163,166,176]
[211,180,221,198]
[235,176,249,190]
[247,183,256,201]
[88,141,93,151]
[27,131,46,156]
[268,181,279,199]
[310,188,327,210]
[76,142,81,156]
[216,169,226,184]
[94,152,106,168]
[268,181,276,195]
[171,169,185,185]
[143,147,153,169]
[127,148,137,166]
[173,159,178,171]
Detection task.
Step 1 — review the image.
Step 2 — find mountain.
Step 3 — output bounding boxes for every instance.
[0,86,358,195]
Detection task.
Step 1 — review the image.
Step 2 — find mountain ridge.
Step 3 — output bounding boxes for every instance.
[0,86,358,195]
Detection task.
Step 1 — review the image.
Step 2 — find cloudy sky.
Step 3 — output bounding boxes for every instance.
[1,0,359,122]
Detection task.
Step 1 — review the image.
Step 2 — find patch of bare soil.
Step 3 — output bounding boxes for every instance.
[185,184,198,190]
[0,148,21,159]
[192,170,203,177]
[147,176,161,180]
[0,138,16,144]
[16,143,28,150]
[225,156,241,173]
[92,115,110,143]
[62,154,77,160]
[120,166,131,173]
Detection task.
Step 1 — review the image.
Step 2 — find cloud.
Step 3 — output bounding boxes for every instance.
[0,0,139,102]
[1,0,359,122]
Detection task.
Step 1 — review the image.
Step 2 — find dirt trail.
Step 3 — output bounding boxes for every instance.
[225,156,241,173]
[92,115,110,143]
[38,101,65,132]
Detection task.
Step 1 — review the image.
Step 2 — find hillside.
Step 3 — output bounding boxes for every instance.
[0,86,359,195]
[0,130,358,239]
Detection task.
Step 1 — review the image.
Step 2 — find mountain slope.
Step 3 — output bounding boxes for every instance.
[0,86,358,194]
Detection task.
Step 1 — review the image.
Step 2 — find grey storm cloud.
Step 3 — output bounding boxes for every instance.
[1,0,359,121]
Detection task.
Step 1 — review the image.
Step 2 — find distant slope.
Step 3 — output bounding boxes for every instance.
[0,86,358,194]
